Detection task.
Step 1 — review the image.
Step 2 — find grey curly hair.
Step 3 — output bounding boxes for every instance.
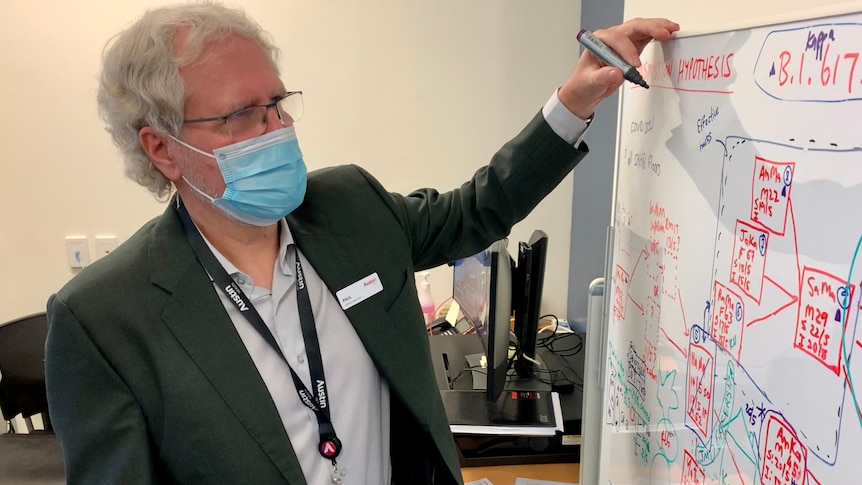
[97,2,280,200]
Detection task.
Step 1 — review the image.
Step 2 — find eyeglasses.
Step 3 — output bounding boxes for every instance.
[182,91,303,139]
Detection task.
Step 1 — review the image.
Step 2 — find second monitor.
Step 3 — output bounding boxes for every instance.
[513,230,549,377]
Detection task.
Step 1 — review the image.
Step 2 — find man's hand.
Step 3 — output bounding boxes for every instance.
[559,18,680,120]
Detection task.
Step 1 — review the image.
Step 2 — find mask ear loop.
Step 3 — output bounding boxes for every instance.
[167,134,217,159]
[181,176,218,203]
[165,134,221,203]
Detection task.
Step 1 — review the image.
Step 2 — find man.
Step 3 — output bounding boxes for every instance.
[45,3,678,484]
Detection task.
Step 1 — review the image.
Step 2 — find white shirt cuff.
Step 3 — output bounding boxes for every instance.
[541,89,590,147]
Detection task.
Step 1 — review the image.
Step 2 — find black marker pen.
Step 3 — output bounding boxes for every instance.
[577,29,649,89]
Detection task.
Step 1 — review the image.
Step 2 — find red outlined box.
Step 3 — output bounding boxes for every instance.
[682,449,705,485]
[710,281,745,360]
[759,412,807,485]
[750,156,794,236]
[729,220,769,303]
[686,342,714,439]
[613,264,630,321]
[795,266,854,375]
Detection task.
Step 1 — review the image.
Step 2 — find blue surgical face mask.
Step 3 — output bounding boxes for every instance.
[170,127,307,226]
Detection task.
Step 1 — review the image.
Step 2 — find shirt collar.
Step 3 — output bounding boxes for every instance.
[275,218,296,277]
[197,218,296,287]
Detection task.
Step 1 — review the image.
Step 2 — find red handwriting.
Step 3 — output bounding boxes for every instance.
[711,281,745,360]
[730,220,769,303]
[686,343,714,438]
[795,267,852,375]
[649,201,681,262]
[760,413,807,484]
[751,157,794,235]
[778,45,860,94]
[613,265,630,321]
[677,53,735,82]
[682,449,706,485]
[638,60,674,84]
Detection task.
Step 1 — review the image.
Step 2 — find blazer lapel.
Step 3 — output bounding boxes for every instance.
[287,210,440,430]
[289,213,461,479]
[149,204,307,484]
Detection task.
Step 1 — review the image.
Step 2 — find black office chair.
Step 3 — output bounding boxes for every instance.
[0,312,66,483]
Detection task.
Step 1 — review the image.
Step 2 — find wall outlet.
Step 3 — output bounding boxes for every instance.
[94,235,119,260]
[65,236,90,268]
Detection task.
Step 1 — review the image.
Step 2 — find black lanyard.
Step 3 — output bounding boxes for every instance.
[176,198,342,462]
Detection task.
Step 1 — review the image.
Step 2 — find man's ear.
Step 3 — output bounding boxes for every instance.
[139,127,182,181]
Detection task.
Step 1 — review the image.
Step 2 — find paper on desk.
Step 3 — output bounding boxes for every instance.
[465,479,495,485]
[449,392,564,436]
[514,478,578,485]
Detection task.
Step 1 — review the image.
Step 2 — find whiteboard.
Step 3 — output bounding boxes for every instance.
[601,9,862,485]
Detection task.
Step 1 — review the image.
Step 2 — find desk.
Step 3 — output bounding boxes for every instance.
[0,433,65,484]
[462,462,579,484]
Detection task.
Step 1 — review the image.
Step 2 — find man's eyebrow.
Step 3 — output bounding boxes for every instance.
[225,92,288,113]
[224,99,255,114]
[270,90,289,101]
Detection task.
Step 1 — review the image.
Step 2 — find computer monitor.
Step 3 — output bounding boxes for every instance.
[512,230,549,377]
[452,239,513,402]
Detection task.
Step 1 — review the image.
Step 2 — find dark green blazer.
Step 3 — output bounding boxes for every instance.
[45,112,587,484]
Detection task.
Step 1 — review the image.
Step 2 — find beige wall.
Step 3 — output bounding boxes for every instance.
[0,1,582,323]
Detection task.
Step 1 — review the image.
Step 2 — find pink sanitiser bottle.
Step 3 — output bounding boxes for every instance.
[416,271,436,329]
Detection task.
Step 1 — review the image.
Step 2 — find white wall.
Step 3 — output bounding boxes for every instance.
[625,0,862,34]
[0,1,583,323]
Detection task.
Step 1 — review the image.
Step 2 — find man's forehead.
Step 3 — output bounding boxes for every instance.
[175,33,283,114]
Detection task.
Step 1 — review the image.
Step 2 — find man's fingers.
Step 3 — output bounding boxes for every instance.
[592,18,681,67]
[558,18,678,117]
[593,29,643,67]
[621,17,680,42]
[579,66,625,99]
[598,66,625,91]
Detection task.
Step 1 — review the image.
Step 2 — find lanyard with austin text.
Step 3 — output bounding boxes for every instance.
[175,198,345,481]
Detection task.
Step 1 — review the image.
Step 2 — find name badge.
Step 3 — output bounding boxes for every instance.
[336,273,383,310]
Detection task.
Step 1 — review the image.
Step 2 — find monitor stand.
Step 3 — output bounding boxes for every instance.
[429,334,551,393]
[429,334,576,467]
[462,352,551,392]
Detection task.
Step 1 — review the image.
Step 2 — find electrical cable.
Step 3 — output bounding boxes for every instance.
[450,365,486,385]
[536,313,583,356]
